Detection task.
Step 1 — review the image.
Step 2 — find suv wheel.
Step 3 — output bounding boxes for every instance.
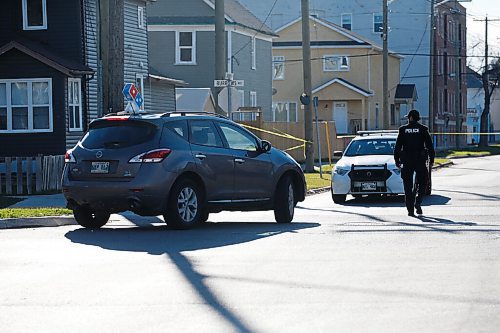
[73,206,110,229]
[332,194,346,204]
[274,175,295,223]
[165,179,203,229]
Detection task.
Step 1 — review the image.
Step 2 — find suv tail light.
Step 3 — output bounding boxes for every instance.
[65,150,76,163]
[129,149,172,163]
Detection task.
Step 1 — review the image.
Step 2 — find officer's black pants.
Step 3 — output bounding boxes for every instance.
[401,161,427,213]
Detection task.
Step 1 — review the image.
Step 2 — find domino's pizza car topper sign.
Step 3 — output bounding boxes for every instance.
[122,83,143,113]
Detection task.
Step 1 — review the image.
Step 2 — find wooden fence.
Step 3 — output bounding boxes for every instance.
[0,155,65,195]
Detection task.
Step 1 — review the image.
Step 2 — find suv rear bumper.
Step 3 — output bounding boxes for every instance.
[62,167,178,215]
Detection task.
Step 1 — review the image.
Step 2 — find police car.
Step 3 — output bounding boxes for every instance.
[331,130,431,204]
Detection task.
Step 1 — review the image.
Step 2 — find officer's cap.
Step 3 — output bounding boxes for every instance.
[405,109,420,121]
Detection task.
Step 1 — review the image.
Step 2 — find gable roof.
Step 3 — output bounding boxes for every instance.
[395,84,418,101]
[466,67,483,89]
[275,15,402,58]
[312,77,372,97]
[0,40,94,76]
[176,88,215,111]
[149,0,275,36]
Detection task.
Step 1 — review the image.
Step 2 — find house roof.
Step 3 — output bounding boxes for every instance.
[312,77,372,97]
[149,0,275,36]
[0,40,94,76]
[176,88,215,111]
[395,84,418,101]
[466,67,483,89]
[275,15,403,58]
[148,67,188,86]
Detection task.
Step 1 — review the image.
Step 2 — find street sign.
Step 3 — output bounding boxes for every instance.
[230,80,244,87]
[214,80,228,87]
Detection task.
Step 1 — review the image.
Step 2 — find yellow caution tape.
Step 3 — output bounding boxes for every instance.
[283,144,306,152]
[431,133,498,135]
[239,123,310,143]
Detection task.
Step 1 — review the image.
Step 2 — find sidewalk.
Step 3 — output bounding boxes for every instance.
[9,193,66,208]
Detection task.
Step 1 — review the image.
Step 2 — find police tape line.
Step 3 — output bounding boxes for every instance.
[239,123,309,143]
[431,133,499,135]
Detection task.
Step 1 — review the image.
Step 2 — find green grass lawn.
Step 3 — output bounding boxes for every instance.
[305,163,334,190]
[438,143,500,158]
[0,207,72,219]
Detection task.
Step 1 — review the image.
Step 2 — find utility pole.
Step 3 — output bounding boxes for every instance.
[215,0,226,115]
[382,0,389,129]
[301,0,314,172]
[428,0,435,134]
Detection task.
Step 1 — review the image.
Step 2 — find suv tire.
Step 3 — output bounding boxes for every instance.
[274,175,295,223]
[332,193,347,204]
[166,178,204,230]
[73,206,110,229]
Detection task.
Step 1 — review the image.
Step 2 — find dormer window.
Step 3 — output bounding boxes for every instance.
[22,0,47,30]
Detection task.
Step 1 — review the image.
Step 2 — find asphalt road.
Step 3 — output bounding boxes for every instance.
[1,156,499,333]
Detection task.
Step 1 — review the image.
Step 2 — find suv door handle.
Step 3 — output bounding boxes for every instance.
[234,158,245,164]
[195,154,206,160]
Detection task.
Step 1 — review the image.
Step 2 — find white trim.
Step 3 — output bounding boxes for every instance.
[323,54,350,72]
[68,78,83,132]
[272,56,285,80]
[251,37,256,70]
[175,31,196,65]
[0,78,53,133]
[341,13,352,30]
[138,6,145,29]
[312,78,372,97]
[272,101,298,122]
[201,0,234,23]
[250,91,257,107]
[227,30,233,73]
[22,0,47,30]
[373,13,383,34]
[148,24,274,42]
[275,16,365,44]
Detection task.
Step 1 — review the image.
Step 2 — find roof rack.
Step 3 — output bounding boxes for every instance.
[357,130,399,137]
[160,111,229,119]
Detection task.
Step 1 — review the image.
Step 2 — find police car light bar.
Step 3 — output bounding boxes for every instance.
[357,130,399,136]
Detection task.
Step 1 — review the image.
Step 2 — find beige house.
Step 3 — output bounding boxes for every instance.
[272,16,402,134]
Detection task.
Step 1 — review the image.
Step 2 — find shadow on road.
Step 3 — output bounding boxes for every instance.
[437,189,500,201]
[330,194,451,208]
[65,220,319,333]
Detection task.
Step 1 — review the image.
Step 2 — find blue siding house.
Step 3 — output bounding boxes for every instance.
[147,0,276,120]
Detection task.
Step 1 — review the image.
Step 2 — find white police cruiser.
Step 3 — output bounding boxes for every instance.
[331,130,404,204]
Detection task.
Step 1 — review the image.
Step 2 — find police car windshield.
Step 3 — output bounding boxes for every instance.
[344,139,396,156]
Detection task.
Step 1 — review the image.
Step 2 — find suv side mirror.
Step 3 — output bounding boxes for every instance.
[333,150,343,157]
[260,140,272,152]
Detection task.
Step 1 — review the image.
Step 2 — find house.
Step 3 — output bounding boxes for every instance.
[466,67,499,144]
[0,0,183,157]
[272,16,402,134]
[240,0,469,140]
[0,0,94,156]
[147,0,276,120]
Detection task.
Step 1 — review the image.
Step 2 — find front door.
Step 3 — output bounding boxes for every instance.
[333,102,348,134]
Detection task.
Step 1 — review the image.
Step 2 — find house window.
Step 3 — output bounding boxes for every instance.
[238,90,245,108]
[375,103,380,129]
[0,79,52,133]
[390,104,396,126]
[272,102,298,122]
[272,56,285,80]
[22,0,47,30]
[341,13,352,30]
[373,13,383,33]
[176,31,196,64]
[250,91,257,107]
[68,78,82,132]
[251,37,256,70]
[138,6,145,29]
[323,55,350,71]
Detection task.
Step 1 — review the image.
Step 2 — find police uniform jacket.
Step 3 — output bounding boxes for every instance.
[394,121,435,165]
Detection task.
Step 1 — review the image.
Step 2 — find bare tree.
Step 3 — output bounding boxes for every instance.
[479,59,500,147]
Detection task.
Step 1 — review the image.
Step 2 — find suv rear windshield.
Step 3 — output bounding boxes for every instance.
[345,139,396,156]
[81,120,157,149]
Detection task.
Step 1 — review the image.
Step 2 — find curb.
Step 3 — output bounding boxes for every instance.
[0,216,76,229]
[447,153,490,159]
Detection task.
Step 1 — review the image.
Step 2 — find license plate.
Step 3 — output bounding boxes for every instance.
[361,182,377,191]
[91,161,110,174]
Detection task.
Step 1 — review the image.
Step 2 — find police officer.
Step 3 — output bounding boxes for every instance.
[394,109,435,216]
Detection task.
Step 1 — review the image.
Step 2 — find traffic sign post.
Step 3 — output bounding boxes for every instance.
[214,73,244,119]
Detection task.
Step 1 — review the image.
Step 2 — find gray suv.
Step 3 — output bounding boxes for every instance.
[62,112,306,229]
